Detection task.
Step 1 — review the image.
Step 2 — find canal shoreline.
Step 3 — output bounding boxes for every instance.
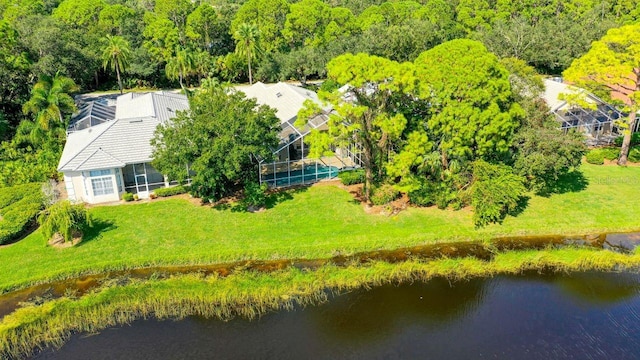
[2,244,640,359]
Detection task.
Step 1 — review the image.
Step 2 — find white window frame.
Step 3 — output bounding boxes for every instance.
[91,176,115,196]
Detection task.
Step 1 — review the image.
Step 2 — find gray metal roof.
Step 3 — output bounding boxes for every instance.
[58,92,188,172]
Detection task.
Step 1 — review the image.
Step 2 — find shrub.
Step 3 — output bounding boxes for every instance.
[601,147,620,161]
[133,194,139,201]
[408,182,437,207]
[370,184,400,205]
[153,185,189,197]
[0,183,42,210]
[122,192,134,202]
[38,201,91,243]
[338,170,365,185]
[243,182,268,209]
[614,132,640,147]
[585,149,605,165]
[470,160,526,227]
[0,184,44,244]
[628,146,640,163]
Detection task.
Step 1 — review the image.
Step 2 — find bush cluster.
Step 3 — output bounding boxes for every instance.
[0,183,44,244]
[153,185,190,198]
[585,149,606,165]
[122,192,134,202]
[628,146,640,163]
[243,182,268,209]
[370,184,400,205]
[38,200,91,243]
[470,160,526,227]
[338,170,365,185]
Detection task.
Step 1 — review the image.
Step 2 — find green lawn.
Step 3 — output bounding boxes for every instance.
[1,164,639,292]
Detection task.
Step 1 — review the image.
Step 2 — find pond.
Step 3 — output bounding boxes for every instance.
[34,271,640,359]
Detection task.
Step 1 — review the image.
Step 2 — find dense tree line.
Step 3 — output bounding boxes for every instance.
[1,0,639,139]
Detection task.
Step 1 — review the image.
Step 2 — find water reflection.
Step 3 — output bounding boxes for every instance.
[35,271,640,360]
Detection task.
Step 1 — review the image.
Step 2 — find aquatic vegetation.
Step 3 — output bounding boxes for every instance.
[1,247,639,359]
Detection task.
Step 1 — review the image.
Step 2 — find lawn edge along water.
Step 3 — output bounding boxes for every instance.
[1,247,640,359]
[1,164,639,294]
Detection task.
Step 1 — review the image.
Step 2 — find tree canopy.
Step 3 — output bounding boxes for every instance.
[564,23,640,165]
[152,81,280,200]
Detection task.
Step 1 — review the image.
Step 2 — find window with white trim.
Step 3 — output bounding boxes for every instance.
[90,169,111,177]
[91,177,114,196]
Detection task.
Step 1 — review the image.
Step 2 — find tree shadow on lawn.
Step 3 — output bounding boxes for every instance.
[538,170,589,197]
[212,186,310,212]
[77,219,117,247]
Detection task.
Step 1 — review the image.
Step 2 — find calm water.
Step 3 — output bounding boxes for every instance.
[34,271,640,360]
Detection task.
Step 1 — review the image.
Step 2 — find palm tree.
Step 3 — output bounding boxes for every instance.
[166,48,195,89]
[22,72,78,132]
[234,23,261,85]
[102,35,131,94]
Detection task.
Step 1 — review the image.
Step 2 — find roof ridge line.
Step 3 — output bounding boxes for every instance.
[58,119,120,170]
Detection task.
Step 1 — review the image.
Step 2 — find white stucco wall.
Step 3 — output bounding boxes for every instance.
[62,169,122,204]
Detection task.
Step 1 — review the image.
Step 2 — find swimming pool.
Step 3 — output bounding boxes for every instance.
[261,164,340,187]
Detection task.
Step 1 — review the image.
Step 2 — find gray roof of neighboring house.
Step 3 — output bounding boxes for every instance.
[58,92,188,172]
[237,82,332,123]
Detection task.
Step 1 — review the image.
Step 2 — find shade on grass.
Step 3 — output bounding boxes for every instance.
[0,164,639,292]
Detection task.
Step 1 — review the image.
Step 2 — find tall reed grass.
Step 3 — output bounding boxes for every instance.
[1,247,639,359]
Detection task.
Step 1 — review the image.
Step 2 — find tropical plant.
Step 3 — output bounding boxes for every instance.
[234,23,261,84]
[165,47,195,89]
[22,72,78,132]
[101,35,131,94]
[38,200,91,243]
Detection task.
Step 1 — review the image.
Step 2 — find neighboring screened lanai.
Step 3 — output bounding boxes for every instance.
[543,78,630,146]
[237,82,362,187]
[67,100,116,133]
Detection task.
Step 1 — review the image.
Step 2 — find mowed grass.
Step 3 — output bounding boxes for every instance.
[0,164,639,292]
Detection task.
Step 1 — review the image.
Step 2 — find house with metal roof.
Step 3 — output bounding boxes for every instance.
[237,82,360,187]
[58,92,189,204]
[542,78,629,146]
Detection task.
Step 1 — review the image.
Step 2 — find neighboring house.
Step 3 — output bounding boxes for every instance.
[542,78,629,145]
[237,82,361,187]
[58,92,189,204]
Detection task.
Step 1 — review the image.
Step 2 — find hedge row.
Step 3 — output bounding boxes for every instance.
[153,185,190,197]
[586,146,640,165]
[338,170,365,185]
[0,183,44,245]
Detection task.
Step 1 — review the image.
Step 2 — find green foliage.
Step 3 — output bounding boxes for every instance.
[370,184,399,205]
[152,82,279,201]
[122,192,134,201]
[470,160,526,227]
[628,146,640,163]
[234,22,261,84]
[101,35,131,94]
[585,149,606,165]
[0,183,43,244]
[414,40,523,161]
[601,147,621,161]
[407,181,437,207]
[337,170,364,185]
[243,182,268,208]
[614,133,640,147]
[153,185,189,197]
[511,99,586,194]
[22,72,78,133]
[564,24,640,165]
[38,200,91,243]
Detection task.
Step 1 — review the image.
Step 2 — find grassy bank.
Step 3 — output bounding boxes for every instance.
[0,164,639,293]
[1,247,640,359]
